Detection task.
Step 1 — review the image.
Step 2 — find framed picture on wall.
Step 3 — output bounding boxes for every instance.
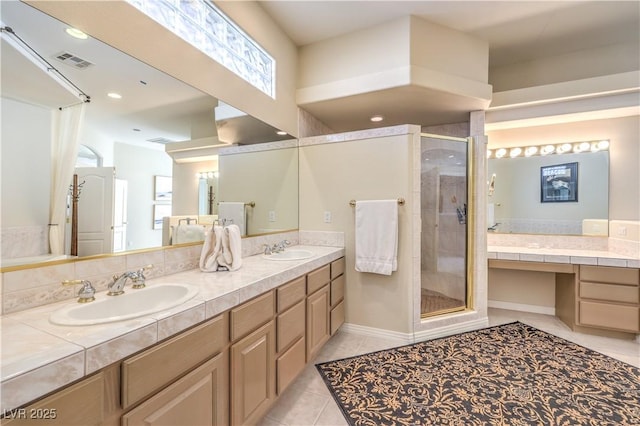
[154,175,172,201]
[540,162,578,203]
[153,204,172,230]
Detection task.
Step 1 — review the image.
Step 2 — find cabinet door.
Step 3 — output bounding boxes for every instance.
[121,351,229,426]
[231,321,276,426]
[1,373,104,426]
[306,285,330,362]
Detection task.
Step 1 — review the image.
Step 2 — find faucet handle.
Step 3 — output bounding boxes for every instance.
[132,264,153,289]
[263,244,272,255]
[62,279,96,303]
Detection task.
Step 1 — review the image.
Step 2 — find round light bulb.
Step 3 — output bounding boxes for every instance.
[524,146,538,157]
[496,148,507,158]
[509,147,522,158]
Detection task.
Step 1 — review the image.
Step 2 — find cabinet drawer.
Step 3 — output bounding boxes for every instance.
[579,301,639,332]
[277,300,305,353]
[276,337,306,395]
[277,276,306,313]
[331,300,345,335]
[231,291,275,341]
[121,313,228,409]
[122,351,229,426]
[2,373,104,426]
[307,265,330,294]
[331,274,345,307]
[580,281,639,303]
[331,257,345,279]
[580,265,639,285]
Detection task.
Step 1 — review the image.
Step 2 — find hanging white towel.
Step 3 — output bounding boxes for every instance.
[218,202,246,236]
[355,200,398,275]
[199,225,223,271]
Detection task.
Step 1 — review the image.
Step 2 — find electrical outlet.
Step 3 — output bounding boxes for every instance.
[268,211,276,222]
[323,211,332,223]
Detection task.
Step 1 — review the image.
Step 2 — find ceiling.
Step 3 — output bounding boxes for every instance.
[2,1,638,142]
[259,1,640,68]
[259,0,639,132]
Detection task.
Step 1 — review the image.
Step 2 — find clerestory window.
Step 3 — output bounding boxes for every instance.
[128,0,275,98]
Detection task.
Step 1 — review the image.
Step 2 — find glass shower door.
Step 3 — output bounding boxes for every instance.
[420,134,469,317]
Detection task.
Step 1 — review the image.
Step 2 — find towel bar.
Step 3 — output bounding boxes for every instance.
[349,198,405,207]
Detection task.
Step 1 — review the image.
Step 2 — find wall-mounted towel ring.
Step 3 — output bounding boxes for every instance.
[349,198,405,207]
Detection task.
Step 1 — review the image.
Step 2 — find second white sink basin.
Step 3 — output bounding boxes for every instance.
[50,283,199,326]
[263,249,314,261]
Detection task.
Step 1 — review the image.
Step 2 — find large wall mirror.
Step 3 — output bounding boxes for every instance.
[487,143,609,236]
[0,2,298,269]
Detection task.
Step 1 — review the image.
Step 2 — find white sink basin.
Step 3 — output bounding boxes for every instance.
[263,249,314,261]
[50,283,199,326]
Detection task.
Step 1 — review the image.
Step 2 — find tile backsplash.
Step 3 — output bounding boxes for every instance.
[0,230,348,316]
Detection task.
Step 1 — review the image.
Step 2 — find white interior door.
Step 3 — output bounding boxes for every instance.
[75,167,115,257]
[113,179,128,252]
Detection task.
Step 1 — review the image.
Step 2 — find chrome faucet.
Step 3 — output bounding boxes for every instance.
[108,265,152,296]
[274,240,291,252]
[62,279,96,303]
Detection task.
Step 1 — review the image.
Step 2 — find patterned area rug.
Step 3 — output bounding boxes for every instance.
[316,322,640,425]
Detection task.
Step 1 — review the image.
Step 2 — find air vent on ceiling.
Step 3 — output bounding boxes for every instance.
[147,137,175,145]
[53,51,94,69]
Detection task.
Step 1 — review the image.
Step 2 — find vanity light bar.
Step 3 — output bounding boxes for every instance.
[487,140,609,159]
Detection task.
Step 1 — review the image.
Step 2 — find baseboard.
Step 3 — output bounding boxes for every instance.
[488,300,555,316]
[340,323,413,343]
[341,316,491,344]
[413,317,489,342]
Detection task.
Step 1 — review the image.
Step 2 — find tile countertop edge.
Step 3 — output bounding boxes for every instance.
[487,246,639,268]
[0,246,345,412]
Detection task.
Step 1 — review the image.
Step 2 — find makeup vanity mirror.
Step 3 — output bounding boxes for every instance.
[487,142,609,236]
[0,2,298,269]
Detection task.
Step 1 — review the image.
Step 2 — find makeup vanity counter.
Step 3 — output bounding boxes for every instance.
[0,245,345,418]
[488,245,640,337]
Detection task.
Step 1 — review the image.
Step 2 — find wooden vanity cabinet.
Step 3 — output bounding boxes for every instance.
[1,373,105,426]
[122,351,228,426]
[230,321,276,426]
[276,277,307,394]
[3,256,347,426]
[577,265,640,332]
[330,258,346,335]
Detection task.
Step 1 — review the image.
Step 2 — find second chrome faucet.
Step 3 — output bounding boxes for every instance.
[108,264,153,296]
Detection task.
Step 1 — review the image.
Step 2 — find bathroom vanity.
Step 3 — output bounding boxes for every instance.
[488,249,639,336]
[1,247,345,425]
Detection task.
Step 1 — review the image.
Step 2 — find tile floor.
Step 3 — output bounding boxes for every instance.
[259,308,640,426]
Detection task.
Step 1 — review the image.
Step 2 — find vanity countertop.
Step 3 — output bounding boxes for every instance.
[488,245,640,268]
[0,245,345,412]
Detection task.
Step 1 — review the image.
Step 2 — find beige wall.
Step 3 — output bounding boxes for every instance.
[488,269,556,311]
[219,148,298,234]
[299,134,414,333]
[487,115,640,221]
[297,15,491,105]
[490,42,640,92]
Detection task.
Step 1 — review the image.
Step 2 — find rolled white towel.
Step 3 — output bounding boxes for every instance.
[199,226,223,272]
[226,224,243,271]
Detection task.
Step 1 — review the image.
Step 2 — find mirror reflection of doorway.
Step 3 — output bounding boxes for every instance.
[420,134,469,317]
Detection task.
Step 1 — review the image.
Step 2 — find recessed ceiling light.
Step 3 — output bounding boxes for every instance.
[370,115,384,122]
[107,92,122,99]
[276,130,287,136]
[65,28,88,39]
